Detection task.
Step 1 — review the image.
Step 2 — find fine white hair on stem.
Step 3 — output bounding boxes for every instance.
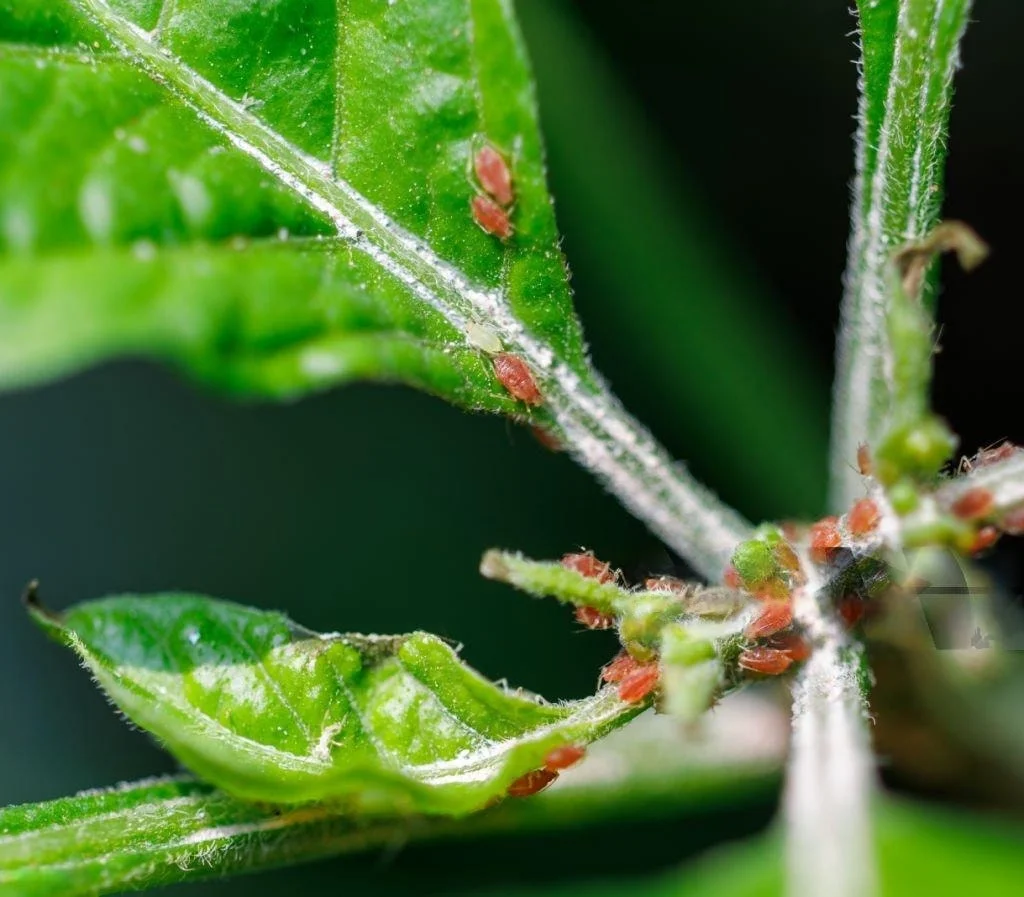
[75,0,751,581]
[830,0,973,512]
[784,561,877,897]
[941,452,1024,513]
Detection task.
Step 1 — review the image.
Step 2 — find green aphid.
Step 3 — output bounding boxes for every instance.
[730,539,779,588]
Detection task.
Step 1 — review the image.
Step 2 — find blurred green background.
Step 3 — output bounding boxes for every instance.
[2,0,1023,893]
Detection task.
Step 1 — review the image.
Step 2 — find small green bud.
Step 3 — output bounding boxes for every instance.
[660,624,716,666]
[888,479,920,515]
[876,416,957,484]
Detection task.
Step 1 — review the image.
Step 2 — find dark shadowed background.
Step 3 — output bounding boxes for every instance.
[2,1,1022,893]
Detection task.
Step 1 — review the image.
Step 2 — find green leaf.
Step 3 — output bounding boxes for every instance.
[829,0,974,508]
[0,0,754,580]
[28,592,643,814]
[0,714,782,896]
[0,0,585,409]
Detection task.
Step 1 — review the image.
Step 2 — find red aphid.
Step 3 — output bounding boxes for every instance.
[507,768,558,798]
[530,426,562,452]
[644,575,687,594]
[1003,506,1024,535]
[837,594,867,628]
[544,744,586,772]
[847,498,881,536]
[771,632,812,663]
[809,516,842,564]
[493,352,542,406]
[744,600,793,639]
[574,605,615,630]
[738,646,793,676]
[471,194,513,240]
[617,662,660,703]
[474,145,514,207]
[857,443,873,476]
[951,487,994,521]
[976,441,1018,467]
[969,525,1000,555]
[723,564,743,589]
[561,551,615,583]
[601,652,639,684]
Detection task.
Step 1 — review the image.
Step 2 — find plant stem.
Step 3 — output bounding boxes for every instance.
[830,0,974,511]
[0,764,778,897]
[941,453,1024,513]
[76,0,751,580]
[784,578,877,897]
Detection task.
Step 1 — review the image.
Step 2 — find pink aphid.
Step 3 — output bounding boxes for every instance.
[848,498,881,537]
[574,605,615,630]
[644,575,688,594]
[975,441,1018,467]
[969,525,1000,555]
[544,744,586,772]
[601,652,638,684]
[474,145,514,207]
[493,353,542,406]
[561,551,615,584]
[507,768,558,798]
[738,646,793,676]
[471,194,513,240]
[771,632,811,663]
[951,487,994,521]
[744,600,793,639]
[809,516,842,564]
[617,662,660,703]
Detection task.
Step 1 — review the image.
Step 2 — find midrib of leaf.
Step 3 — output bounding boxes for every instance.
[67,0,750,580]
[830,0,972,510]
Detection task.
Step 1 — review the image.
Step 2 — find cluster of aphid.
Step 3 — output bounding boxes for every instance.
[925,441,1023,554]
[464,143,548,414]
[505,743,587,798]
[500,439,1024,800]
[721,531,814,676]
[471,142,515,241]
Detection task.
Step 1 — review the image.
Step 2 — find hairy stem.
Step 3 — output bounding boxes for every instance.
[76,0,750,580]
[785,577,877,897]
[0,763,778,897]
[830,0,974,510]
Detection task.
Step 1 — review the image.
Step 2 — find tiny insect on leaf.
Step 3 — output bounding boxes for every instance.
[951,487,994,520]
[744,600,793,639]
[738,646,793,676]
[810,516,842,564]
[506,768,558,797]
[543,744,586,771]
[493,353,543,406]
[561,551,615,583]
[474,144,514,207]
[617,663,660,703]
[847,498,881,536]
[471,194,513,239]
[574,605,615,630]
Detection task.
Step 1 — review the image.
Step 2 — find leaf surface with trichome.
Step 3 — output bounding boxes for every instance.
[29,593,642,814]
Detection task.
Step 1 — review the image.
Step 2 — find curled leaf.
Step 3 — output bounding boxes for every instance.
[28,592,642,815]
